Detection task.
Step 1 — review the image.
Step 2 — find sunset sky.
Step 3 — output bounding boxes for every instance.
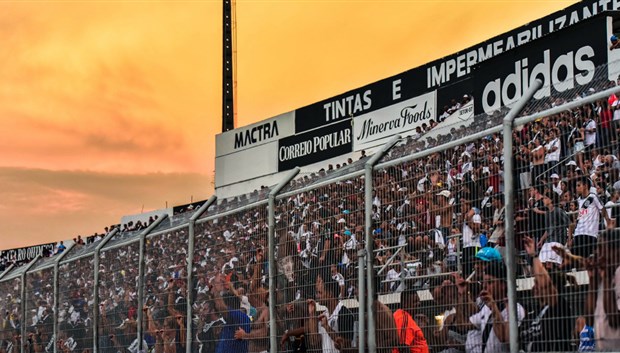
[0,0,578,250]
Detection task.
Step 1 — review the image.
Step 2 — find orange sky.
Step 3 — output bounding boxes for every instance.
[0,0,578,250]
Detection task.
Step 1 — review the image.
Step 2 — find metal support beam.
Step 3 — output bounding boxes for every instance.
[268,167,300,353]
[377,248,402,275]
[186,195,217,353]
[93,228,119,353]
[365,135,401,353]
[503,78,542,353]
[0,264,15,281]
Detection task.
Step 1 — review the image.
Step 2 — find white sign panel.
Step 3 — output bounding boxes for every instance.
[352,91,436,151]
[216,111,295,157]
[215,141,279,188]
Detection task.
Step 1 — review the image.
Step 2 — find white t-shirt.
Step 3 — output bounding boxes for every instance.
[463,214,482,248]
[593,155,606,170]
[584,120,597,146]
[594,266,620,351]
[575,193,604,238]
[544,138,561,163]
[127,339,149,353]
[385,269,401,292]
[605,201,617,228]
[318,301,346,353]
[240,295,252,315]
[468,303,526,353]
[332,272,345,287]
[614,108,620,121]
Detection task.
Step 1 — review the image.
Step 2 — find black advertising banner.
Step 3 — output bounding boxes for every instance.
[294,71,425,133]
[424,1,614,92]
[472,15,609,115]
[0,243,55,265]
[278,119,353,171]
[294,0,617,133]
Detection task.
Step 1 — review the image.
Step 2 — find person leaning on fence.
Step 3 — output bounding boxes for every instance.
[210,274,251,353]
[306,271,356,353]
[430,280,465,353]
[392,289,429,353]
[519,236,573,352]
[233,250,270,353]
[457,261,525,353]
[585,228,620,351]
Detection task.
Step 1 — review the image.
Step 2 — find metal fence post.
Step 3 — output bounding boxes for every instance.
[502,79,542,353]
[356,246,366,353]
[365,135,401,353]
[137,215,168,352]
[186,196,217,353]
[269,167,300,353]
[21,256,41,353]
[93,229,119,353]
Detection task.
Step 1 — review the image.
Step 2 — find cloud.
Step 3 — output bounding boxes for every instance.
[0,2,218,174]
[0,167,212,250]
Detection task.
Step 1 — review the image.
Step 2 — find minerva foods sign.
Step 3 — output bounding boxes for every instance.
[352,91,436,151]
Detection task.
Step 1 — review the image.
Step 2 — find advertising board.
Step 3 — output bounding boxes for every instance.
[216,111,295,157]
[278,119,352,171]
[216,141,279,187]
[472,15,609,115]
[0,243,56,265]
[352,91,436,151]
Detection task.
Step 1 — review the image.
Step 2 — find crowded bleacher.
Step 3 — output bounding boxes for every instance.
[0,79,619,352]
[2,8,620,351]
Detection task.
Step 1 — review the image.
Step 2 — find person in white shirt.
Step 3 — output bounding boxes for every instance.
[605,189,620,229]
[384,263,403,293]
[583,117,597,148]
[489,196,505,249]
[330,264,346,299]
[570,177,615,259]
[550,173,565,196]
[456,262,525,353]
[544,129,561,175]
[307,273,356,353]
[461,200,482,278]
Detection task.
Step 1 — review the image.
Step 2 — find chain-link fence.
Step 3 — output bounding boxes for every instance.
[275,175,366,353]
[2,58,620,353]
[191,203,269,353]
[506,65,620,352]
[98,236,141,353]
[0,272,22,353]
[58,250,95,353]
[142,225,190,353]
[24,258,55,353]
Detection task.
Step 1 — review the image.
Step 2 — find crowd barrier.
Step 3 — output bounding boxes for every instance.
[2,63,620,353]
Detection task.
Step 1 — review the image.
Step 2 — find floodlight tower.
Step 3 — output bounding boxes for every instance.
[222,0,237,132]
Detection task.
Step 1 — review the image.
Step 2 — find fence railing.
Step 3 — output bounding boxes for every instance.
[2,62,620,353]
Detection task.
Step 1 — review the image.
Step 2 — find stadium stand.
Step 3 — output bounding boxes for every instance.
[3,6,620,353]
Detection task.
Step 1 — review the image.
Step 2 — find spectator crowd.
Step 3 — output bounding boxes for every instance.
[2,76,620,353]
